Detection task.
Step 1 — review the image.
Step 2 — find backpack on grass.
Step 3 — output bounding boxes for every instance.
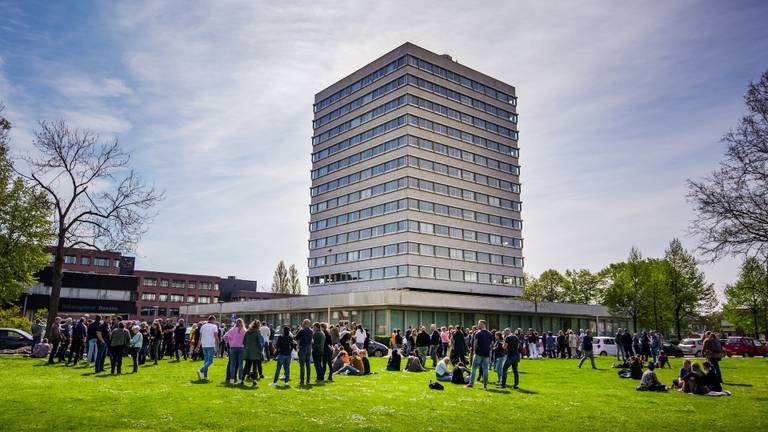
[429,381,444,390]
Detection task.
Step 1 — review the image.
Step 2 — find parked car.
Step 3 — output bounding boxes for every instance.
[662,342,685,358]
[724,336,768,357]
[593,336,618,356]
[366,340,389,357]
[0,328,34,350]
[678,338,705,357]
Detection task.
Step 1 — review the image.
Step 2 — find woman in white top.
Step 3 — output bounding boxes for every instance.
[354,325,367,350]
[435,357,452,382]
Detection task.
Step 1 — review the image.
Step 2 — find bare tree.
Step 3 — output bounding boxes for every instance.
[687,69,768,260]
[288,264,301,295]
[18,121,163,337]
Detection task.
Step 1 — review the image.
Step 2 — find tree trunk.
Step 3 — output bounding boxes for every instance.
[45,236,65,339]
[675,307,683,341]
[753,308,760,339]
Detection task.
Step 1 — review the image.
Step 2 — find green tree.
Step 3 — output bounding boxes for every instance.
[538,269,566,302]
[0,108,53,304]
[522,273,543,312]
[602,247,647,332]
[0,305,32,330]
[663,238,716,339]
[562,269,604,305]
[723,256,768,338]
[288,264,301,295]
[642,259,673,333]
[271,260,289,294]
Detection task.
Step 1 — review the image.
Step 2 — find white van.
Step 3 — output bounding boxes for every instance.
[592,336,618,356]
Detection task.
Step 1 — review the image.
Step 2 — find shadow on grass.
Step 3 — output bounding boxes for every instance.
[189,380,211,385]
[514,388,538,395]
[486,388,511,394]
[724,383,752,387]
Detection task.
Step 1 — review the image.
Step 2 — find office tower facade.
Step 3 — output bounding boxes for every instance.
[308,43,523,297]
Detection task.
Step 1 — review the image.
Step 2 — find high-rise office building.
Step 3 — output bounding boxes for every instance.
[307,42,523,296]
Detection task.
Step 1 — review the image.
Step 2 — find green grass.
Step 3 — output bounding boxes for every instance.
[2,354,767,431]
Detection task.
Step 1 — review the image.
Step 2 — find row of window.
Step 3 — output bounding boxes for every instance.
[140,292,216,303]
[311,134,519,181]
[406,55,516,105]
[312,113,519,164]
[313,95,406,146]
[308,240,523,269]
[314,75,407,129]
[140,307,180,317]
[407,94,517,140]
[311,151,519,198]
[406,74,517,123]
[62,255,117,267]
[309,219,522,251]
[142,278,218,290]
[308,265,523,287]
[310,175,520,216]
[309,197,522,232]
[314,56,406,113]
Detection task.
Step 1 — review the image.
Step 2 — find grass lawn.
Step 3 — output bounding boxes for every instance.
[2,354,767,431]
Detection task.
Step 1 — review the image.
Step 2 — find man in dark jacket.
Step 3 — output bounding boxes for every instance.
[451,327,467,365]
[429,324,441,367]
[322,323,334,381]
[174,320,187,360]
[416,327,431,366]
[67,318,87,365]
[622,330,634,359]
[47,317,62,364]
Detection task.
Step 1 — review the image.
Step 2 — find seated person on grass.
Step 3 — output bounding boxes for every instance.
[637,362,666,391]
[31,338,51,358]
[657,351,671,369]
[702,361,722,393]
[682,363,710,395]
[435,357,452,382]
[358,348,372,375]
[334,350,365,376]
[673,359,692,390]
[630,355,644,380]
[330,348,348,375]
[451,362,470,384]
[404,349,427,372]
[387,349,402,371]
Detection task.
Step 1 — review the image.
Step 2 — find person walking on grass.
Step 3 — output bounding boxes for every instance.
[129,326,142,373]
[322,323,334,382]
[467,320,492,390]
[196,316,219,381]
[499,328,521,389]
[224,318,247,385]
[296,319,314,386]
[271,325,295,387]
[110,322,130,375]
[243,320,265,384]
[702,331,724,384]
[312,322,326,382]
[259,319,271,362]
[577,329,597,370]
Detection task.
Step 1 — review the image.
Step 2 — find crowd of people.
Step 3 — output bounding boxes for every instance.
[29,315,729,394]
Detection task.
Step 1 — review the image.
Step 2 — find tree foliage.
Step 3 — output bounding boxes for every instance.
[663,238,716,339]
[601,247,647,332]
[271,260,289,294]
[723,256,768,338]
[687,69,768,260]
[288,264,301,295]
[562,268,604,305]
[0,108,53,304]
[0,305,32,330]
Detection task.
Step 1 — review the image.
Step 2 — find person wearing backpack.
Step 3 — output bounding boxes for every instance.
[702,331,724,383]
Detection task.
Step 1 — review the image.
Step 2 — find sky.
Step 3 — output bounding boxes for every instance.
[1,1,767,298]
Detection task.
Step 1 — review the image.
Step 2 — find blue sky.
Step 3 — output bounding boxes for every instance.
[1,1,767,297]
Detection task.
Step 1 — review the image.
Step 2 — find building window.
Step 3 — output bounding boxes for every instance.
[64,255,77,264]
[171,280,185,288]
[170,294,184,302]
[169,308,180,317]
[200,282,211,290]
[160,279,169,287]
[143,278,157,287]
[187,296,195,303]
[140,293,156,301]
[187,282,196,289]
[158,307,167,316]
[159,294,168,302]
[198,296,210,304]
[213,283,219,291]
[94,257,110,266]
[140,308,154,316]
[80,256,91,265]
[113,259,120,267]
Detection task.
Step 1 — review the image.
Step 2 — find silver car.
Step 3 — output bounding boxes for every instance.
[678,338,704,357]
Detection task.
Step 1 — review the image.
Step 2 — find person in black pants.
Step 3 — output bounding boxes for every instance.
[110,322,130,375]
[57,318,72,363]
[174,319,188,360]
[67,318,87,365]
[623,331,634,360]
[312,322,325,381]
[47,317,62,364]
[322,323,334,381]
[149,321,162,364]
[162,320,174,358]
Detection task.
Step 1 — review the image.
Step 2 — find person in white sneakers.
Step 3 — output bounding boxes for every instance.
[196,315,220,381]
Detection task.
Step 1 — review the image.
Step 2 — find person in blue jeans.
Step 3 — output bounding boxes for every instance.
[491,332,507,385]
[467,320,493,389]
[270,325,295,387]
[499,328,521,389]
[196,316,220,381]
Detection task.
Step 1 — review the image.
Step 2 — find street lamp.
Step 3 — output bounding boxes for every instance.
[218,299,224,324]
[327,248,332,324]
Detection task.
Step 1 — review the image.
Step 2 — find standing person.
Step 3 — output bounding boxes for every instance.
[296,319,314,386]
[492,332,506,386]
[557,331,567,359]
[312,322,326,382]
[429,324,440,367]
[546,332,556,358]
[622,330,634,359]
[57,318,72,363]
[568,330,578,359]
[149,321,162,365]
[47,317,62,364]
[615,329,625,362]
[259,320,271,362]
[640,331,651,361]
[224,318,246,385]
[651,331,661,364]
[354,324,366,351]
[526,329,538,359]
[94,316,111,373]
[129,326,142,373]
[416,327,431,366]
[467,320,492,390]
[196,316,219,381]
[404,326,413,356]
[109,322,130,375]
[85,316,100,367]
[499,328,521,389]
[67,318,87,366]
[322,323,334,382]
[270,325,295,387]
[702,331,724,384]
[139,323,150,365]
[577,329,597,369]
[174,319,188,361]
[162,320,174,359]
[440,327,450,358]
[31,319,44,348]
[243,320,264,384]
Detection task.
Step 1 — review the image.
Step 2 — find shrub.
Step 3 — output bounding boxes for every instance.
[0,306,32,330]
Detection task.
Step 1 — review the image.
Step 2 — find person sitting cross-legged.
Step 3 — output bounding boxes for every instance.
[435,357,453,382]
